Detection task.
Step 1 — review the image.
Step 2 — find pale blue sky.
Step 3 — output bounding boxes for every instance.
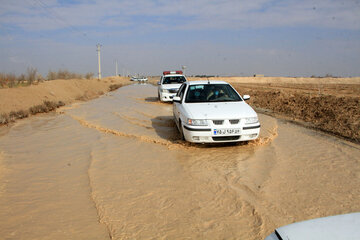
[1,0,360,77]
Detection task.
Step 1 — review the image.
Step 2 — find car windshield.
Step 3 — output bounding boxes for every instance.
[163,76,186,84]
[185,84,242,103]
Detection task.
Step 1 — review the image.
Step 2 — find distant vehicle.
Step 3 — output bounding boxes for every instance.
[173,80,260,143]
[130,76,148,82]
[138,76,148,82]
[158,71,187,102]
[265,212,360,240]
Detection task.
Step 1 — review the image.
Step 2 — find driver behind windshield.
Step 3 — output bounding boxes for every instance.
[185,84,241,103]
[163,76,186,84]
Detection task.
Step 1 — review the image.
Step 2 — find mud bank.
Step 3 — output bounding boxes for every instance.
[231,82,360,143]
[0,76,130,124]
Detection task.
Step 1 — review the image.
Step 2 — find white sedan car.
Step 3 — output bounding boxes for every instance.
[265,212,360,240]
[173,80,260,143]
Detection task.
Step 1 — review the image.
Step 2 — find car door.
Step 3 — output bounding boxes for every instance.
[158,76,163,95]
[173,83,187,126]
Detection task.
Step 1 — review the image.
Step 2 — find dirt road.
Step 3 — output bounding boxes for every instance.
[0,83,359,239]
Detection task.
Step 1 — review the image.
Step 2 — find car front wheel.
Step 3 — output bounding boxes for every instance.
[178,121,185,140]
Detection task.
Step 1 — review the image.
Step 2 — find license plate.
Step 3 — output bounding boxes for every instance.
[213,129,241,135]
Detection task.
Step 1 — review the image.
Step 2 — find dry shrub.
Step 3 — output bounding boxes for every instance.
[29,104,47,114]
[0,113,9,124]
[75,95,89,101]
[85,72,94,79]
[58,101,65,107]
[0,68,39,88]
[29,101,65,115]
[0,73,17,88]
[109,84,123,91]
[47,69,85,80]
[18,74,26,84]
[0,110,30,125]
[26,67,37,84]
[47,70,57,80]
[9,110,29,120]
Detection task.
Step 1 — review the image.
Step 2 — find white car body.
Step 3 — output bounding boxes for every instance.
[173,80,260,143]
[138,76,148,82]
[158,72,187,102]
[265,212,360,240]
[131,76,148,82]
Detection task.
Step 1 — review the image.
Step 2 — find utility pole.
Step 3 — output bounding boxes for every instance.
[115,60,118,76]
[182,65,187,76]
[96,44,102,79]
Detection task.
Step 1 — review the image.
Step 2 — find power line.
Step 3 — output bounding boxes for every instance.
[27,0,91,41]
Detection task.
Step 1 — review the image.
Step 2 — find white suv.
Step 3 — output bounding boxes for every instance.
[173,80,260,143]
[158,71,187,102]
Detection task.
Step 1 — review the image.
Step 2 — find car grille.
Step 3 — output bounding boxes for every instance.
[212,136,240,141]
[169,89,178,93]
[229,119,240,124]
[212,120,224,125]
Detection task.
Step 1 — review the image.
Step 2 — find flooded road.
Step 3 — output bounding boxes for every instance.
[0,84,359,239]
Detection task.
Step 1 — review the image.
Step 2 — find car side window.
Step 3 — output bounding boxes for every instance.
[176,84,184,97]
[177,84,187,100]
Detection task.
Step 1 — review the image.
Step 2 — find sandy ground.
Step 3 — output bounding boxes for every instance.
[0,83,359,240]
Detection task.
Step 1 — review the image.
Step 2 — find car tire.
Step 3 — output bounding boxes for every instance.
[179,121,185,140]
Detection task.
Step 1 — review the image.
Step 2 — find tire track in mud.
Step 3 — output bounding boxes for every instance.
[226,178,281,238]
[70,114,278,151]
[112,112,176,129]
[71,115,176,148]
[87,148,113,240]
[113,112,154,130]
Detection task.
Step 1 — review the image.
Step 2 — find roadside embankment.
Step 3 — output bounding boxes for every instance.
[223,78,359,143]
[0,76,130,124]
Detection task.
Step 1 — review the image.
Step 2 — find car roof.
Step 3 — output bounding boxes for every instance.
[187,80,229,85]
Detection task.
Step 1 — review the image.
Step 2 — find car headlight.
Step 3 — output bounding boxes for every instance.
[187,119,208,126]
[161,89,169,93]
[244,117,258,124]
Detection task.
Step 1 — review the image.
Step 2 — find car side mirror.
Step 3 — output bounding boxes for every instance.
[173,96,181,103]
[157,81,161,85]
[243,95,250,101]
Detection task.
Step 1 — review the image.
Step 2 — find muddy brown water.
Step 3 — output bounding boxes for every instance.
[0,84,359,239]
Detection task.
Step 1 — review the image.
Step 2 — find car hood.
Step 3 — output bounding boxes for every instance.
[184,102,257,119]
[161,84,182,90]
[273,212,360,240]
